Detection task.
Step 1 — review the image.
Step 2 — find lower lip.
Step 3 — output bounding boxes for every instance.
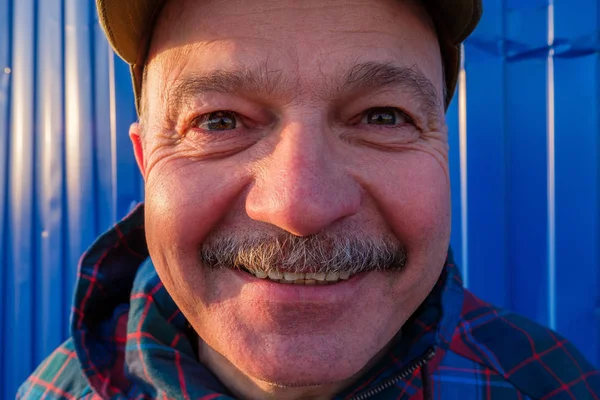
[232,269,368,304]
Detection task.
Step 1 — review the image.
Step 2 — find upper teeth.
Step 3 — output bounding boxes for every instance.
[250,270,352,284]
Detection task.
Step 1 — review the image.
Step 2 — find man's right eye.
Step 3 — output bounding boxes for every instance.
[193,111,239,131]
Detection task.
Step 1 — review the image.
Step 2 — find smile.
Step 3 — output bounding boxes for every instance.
[241,268,354,285]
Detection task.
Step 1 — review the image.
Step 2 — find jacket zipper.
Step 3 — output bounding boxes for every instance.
[349,347,436,400]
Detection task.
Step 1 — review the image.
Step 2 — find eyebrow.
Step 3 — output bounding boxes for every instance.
[165,61,442,120]
[340,62,442,119]
[165,64,287,113]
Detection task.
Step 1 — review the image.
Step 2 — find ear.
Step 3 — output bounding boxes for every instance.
[129,122,146,178]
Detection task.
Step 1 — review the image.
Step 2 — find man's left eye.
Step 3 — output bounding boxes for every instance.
[362,107,411,126]
[194,110,239,131]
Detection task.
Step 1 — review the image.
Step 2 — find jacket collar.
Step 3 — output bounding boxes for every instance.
[71,203,464,399]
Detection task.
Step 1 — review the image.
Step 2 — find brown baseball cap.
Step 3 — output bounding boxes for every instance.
[96,0,482,114]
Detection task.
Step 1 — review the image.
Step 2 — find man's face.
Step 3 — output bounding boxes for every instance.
[134,0,449,394]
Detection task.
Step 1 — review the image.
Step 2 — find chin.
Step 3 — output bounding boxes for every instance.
[225,334,374,387]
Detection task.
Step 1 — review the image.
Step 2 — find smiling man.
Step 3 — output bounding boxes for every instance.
[18,0,600,399]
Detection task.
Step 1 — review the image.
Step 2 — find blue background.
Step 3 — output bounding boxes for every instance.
[0,0,599,398]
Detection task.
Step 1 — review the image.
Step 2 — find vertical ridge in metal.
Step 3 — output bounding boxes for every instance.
[64,0,97,305]
[0,0,14,395]
[7,0,36,398]
[37,0,67,364]
[546,0,557,331]
[458,44,469,289]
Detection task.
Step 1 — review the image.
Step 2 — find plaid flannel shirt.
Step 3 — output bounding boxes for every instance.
[17,204,600,399]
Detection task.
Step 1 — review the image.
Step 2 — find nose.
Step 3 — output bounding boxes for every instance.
[245,120,361,237]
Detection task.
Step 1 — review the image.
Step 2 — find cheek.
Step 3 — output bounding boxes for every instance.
[361,151,451,252]
[143,157,248,286]
[145,157,243,241]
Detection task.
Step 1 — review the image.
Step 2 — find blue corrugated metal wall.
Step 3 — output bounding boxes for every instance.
[0,0,598,397]
[448,0,600,372]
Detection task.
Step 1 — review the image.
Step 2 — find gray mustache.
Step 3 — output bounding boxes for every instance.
[200,232,406,275]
